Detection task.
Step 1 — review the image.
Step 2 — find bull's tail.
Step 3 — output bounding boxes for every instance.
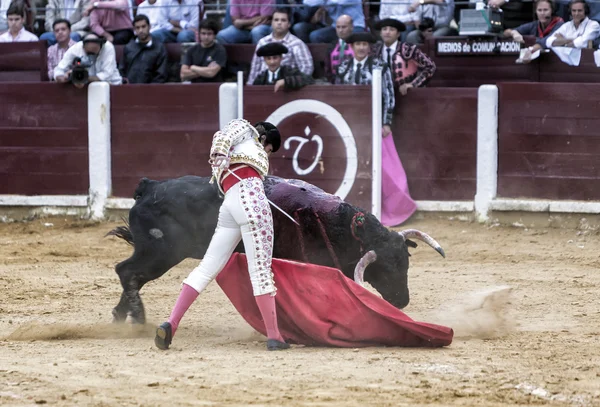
[105,218,134,246]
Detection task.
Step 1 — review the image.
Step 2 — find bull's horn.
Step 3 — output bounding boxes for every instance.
[398,229,446,258]
[354,250,377,286]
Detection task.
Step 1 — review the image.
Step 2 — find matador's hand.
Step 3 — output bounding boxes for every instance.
[210,155,230,170]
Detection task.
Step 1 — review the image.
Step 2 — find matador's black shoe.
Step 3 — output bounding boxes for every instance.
[267,339,290,351]
[155,322,173,350]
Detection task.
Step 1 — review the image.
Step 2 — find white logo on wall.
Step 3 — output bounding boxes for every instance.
[284,126,324,176]
[266,99,357,200]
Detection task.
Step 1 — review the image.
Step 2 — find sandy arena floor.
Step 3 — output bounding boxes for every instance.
[1,215,599,406]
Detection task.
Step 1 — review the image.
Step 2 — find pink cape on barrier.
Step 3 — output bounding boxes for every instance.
[381,132,417,227]
[215,253,454,348]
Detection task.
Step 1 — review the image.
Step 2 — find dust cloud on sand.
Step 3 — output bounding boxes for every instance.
[5,322,155,341]
[429,285,516,339]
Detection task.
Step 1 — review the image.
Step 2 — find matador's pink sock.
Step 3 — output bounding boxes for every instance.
[255,293,285,342]
[168,283,199,335]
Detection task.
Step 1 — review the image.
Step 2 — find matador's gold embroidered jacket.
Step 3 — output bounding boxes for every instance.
[210,119,270,194]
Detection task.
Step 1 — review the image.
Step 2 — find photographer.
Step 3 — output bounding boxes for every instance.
[54,33,122,88]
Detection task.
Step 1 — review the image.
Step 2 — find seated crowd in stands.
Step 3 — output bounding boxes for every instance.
[2,0,600,83]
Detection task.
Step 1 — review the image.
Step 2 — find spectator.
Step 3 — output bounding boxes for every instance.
[1,0,29,33]
[119,14,167,83]
[292,0,365,43]
[389,23,436,95]
[0,3,38,41]
[86,0,134,44]
[216,0,274,44]
[54,33,122,86]
[252,42,314,91]
[180,19,226,82]
[136,0,161,30]
[372,18,406,68]
[546,0,600,48]
[42,0,90,45]
[247,8,313,84]
[326,14,354,81]
[334,33,395,136]
[152,0,201,43]
[504,0,564,63]
[48,19,77,80]
[406,0,456,44]
[377,0,418,41]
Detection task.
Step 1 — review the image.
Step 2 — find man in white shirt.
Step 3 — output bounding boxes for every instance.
[247,8,313,85]
[546,0,600,65]
[136,0,162,31]
[54,33,122,86]
[547,0,600,48]
[0,3,39,42]
[152,0,201,43]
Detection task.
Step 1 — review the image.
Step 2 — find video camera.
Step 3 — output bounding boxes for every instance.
[459,2,504,36]
[70,56,95,86]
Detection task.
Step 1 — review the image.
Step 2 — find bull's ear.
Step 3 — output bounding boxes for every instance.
[405,239,418,249]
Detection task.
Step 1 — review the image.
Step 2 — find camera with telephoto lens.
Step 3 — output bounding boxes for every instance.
[70,56,95,85]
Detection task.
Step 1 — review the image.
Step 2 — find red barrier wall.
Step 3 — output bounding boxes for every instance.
[0,83,88,195]
[4,82,600,205]
[392,88,478,201]
[110,84,220,197]
[243,86,373,210]
[498,83,600,200]
[538,50,600,84]
[0,42,47,82]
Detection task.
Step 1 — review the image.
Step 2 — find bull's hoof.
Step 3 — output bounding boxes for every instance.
[267,339,290,351]
[112,308,127,323]
[154,322,173,350]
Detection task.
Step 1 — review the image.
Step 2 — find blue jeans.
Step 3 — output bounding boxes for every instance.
[216,24,272,44]
[40,31,81,46]
[292,23,364,43]
[152,28,196,43]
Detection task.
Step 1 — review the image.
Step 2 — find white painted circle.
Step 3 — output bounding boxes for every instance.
[265,99,357,200]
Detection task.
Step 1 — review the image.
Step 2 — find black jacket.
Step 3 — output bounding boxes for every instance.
[252,65,314,90]
[119,38,168,84]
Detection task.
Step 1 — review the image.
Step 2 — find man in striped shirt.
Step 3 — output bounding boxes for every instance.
[247,7,313,84]
[47,19,77,80]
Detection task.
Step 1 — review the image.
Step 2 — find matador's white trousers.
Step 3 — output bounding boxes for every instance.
[183,177,276,296]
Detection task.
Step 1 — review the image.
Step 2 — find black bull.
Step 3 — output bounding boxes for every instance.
[108,175,445,324]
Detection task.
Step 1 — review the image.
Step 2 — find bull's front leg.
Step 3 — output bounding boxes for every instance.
[112,292,129,323]
[125,280,146,324]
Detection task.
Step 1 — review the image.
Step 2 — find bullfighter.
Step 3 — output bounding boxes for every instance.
[154,119,290,352]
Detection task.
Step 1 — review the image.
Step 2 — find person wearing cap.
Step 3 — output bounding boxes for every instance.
[334,32,395,138]
[54,33,122,86]
[378,0,421,42]
[247,8,314,85]
[253,42,315,92]
[372,17,436,95]
[155,119,291,353]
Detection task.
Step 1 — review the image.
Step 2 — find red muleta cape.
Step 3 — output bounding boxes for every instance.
[215,253,453,348]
